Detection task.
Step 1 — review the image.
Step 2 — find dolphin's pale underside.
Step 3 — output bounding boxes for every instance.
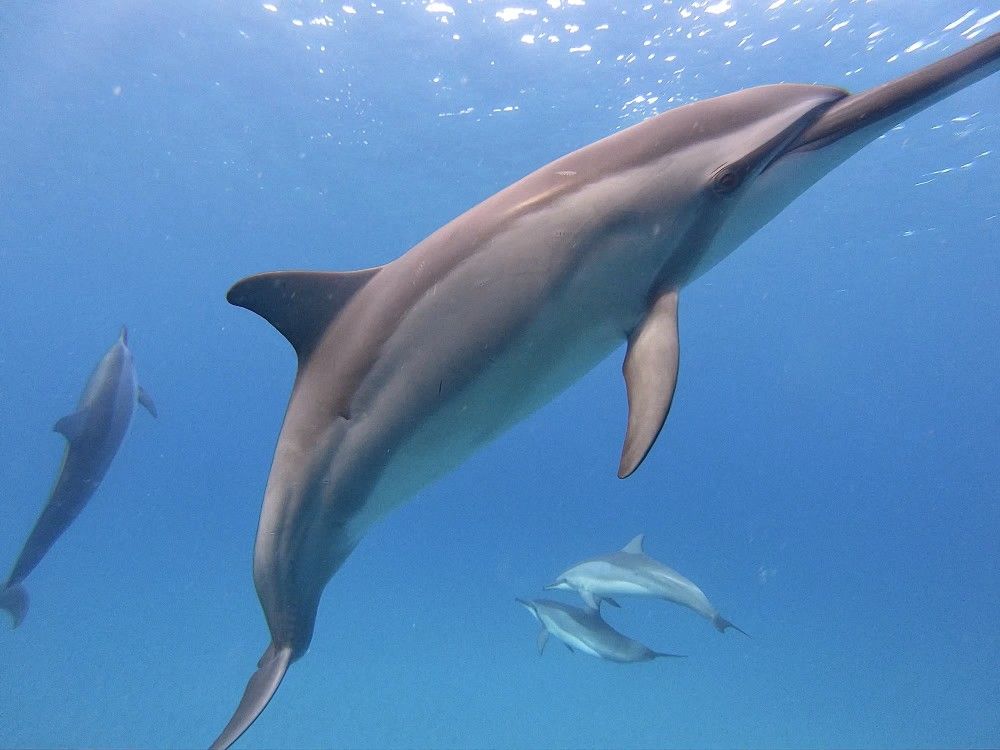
[0,327,156,627]
[212,33,1000,749]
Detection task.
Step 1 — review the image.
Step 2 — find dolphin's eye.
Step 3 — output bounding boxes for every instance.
[712,166,742,195]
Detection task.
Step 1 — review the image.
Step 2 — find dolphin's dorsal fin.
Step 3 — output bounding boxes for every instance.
[618,289,679,478]
[622,533,645,554]
[227,268,381,362]
[53,409,90,442]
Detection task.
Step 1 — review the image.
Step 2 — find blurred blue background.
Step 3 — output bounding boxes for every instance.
[0,1,997,747]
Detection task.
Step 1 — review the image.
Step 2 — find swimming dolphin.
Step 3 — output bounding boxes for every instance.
[516,597,684,663]
[213,33,1000,748]
[0,326,156,627]
[546,534,745,635]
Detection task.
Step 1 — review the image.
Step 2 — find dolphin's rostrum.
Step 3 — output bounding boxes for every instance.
[547,534,746,635]
[516,598,684,663]
[0,327,156,627]
[212,33,1000,749]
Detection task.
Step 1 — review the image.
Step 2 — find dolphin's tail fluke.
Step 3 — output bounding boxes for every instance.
[0,584,28,628]
[713,614,749,637]
[209,642,293,750]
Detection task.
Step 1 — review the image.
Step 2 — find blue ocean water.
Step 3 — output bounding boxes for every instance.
[1,1,998,747]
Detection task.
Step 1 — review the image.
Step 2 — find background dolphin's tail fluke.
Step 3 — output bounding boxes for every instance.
[713,614,749,637]
[0,584,28,628]
[209,643,292,750]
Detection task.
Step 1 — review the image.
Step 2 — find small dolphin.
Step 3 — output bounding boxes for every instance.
[516,597,684,663]
[213,34,999,748]
[0,326,156,627]
[547,534,745,635]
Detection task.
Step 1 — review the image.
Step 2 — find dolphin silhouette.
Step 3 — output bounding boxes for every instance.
[213,33,1000,749]
[516,597,684,663]
[0,326,156,627]
[546,534,746,635]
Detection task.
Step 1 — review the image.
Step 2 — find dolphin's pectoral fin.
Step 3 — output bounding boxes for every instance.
[618,289,680,479]
[604,597,621,609]
[227,267,382,363]
[53,410,90,442]
[537,628,549,655]
[579,590,602,611]
[137,387,158,418]
[209,643,293,750]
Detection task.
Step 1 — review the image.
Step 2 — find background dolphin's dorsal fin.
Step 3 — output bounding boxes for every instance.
[53,409,90,442]
[137,386,158,418]
[227,268,382,363]
[622,533,645,554]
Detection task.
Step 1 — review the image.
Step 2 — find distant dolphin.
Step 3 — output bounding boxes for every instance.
[0,326,156,627]
[212,34,1000,748]
[546,534,745,635]
[516,598,684,663]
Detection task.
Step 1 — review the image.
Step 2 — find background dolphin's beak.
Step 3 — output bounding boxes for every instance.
[785,31,1000,155]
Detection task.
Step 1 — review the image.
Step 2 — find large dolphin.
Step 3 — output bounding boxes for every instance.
[546,534,746,635]
[516,598,684,663]
[213,33,1000,748]
[0,326,156,627]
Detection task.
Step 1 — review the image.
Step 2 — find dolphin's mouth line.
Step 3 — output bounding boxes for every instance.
[757,94,848,175]
[776,32,1000,162]
[774,91,873,159]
